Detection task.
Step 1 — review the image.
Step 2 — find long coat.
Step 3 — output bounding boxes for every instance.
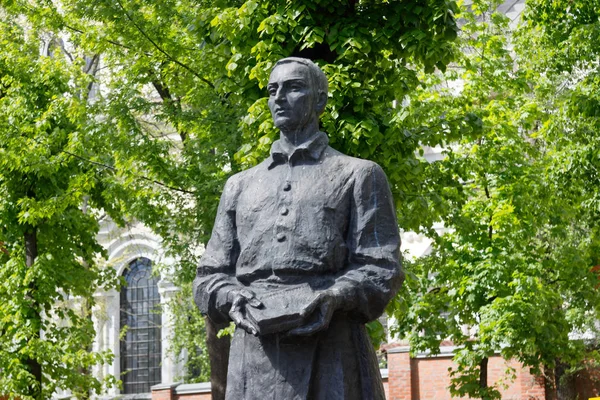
[193,132,403,400]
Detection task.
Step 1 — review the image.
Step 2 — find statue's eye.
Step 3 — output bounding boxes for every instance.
[268,87,277,96]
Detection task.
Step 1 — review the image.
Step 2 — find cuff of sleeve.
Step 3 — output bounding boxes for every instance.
[330,280,358,312]
[215,286,236,317]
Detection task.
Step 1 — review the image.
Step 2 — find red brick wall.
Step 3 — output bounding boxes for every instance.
[411,356,456,399]
[382,375,389,399]
[386,350,546,400]
[152,387,174,400]
[388,351,412,399]
[573,362,600,399]
[520,367,546,399]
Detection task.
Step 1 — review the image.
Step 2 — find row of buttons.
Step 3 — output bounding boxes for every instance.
[277,181,292,242]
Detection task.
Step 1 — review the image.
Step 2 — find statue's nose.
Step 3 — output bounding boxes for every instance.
[274,89,286,103]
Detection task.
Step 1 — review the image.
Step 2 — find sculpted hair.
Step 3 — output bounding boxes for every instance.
[273,57,328,114]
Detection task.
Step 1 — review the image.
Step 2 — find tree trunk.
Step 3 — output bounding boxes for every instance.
[25,228,42,399]
[479,356,488,391]
[554,362,576,400]
[79,197,92,400]
[204,317,230,400]
[79,300,93,400]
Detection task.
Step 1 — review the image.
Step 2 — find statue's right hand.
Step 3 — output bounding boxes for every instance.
[228,289,262,336]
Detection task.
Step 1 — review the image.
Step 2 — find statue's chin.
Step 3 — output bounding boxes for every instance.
[273,115,316,136]
[274,120,299,132]
[273,115,289,126]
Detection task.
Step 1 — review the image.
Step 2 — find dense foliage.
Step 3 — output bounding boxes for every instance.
[390,0,600,398]
[0,17,118,399]
[521,0,600,232]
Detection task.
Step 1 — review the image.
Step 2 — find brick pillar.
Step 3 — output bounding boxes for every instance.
[520,367,546,399]
[387,347,412,400]
[151,382,180,400]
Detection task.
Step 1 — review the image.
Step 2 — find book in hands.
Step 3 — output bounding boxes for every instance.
[245,284,318,335]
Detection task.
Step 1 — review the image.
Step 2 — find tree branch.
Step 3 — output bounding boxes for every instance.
[62,150,196,195]
[480,169,494,241]
[114,0,216,90]
[64,24,141,54]
[150,79,188,143]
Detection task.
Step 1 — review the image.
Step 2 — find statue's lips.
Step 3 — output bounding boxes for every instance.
[274,108,289,115]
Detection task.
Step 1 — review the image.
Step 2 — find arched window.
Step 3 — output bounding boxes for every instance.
[120,257,162,394]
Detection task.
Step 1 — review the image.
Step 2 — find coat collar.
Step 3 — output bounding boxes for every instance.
[268,131,329,168]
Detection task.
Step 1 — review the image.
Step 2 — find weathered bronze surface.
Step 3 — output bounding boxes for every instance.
[193,58,403,400]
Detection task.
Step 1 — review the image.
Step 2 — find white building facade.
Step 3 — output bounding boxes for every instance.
[92,219,183,399]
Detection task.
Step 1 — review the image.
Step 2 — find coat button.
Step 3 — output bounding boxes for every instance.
[283,182,291,191]
[276,233,286,242]
[280,207,289,216]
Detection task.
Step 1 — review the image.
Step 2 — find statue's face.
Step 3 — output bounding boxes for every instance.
[267,62,317,131]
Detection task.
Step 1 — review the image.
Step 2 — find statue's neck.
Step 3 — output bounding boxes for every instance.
[279,120,319,146]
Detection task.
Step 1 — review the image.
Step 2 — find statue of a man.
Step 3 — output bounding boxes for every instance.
[193,57,403,400]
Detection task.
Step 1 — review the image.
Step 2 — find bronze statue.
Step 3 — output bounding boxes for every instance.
[193,57,403,400]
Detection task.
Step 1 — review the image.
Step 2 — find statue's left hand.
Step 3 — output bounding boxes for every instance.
[287,290,340,336]
[228,289,263,336]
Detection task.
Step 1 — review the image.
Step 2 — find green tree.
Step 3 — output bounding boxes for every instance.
[390,0,600,398]
[0,16,118,400]
[519,0,600,253]
[516,0,600,393]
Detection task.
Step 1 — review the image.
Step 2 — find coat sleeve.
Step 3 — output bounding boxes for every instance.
[193,176,243,324]
[331,162,403,323]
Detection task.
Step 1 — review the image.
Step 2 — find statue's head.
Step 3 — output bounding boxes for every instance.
[267,57,328,132]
